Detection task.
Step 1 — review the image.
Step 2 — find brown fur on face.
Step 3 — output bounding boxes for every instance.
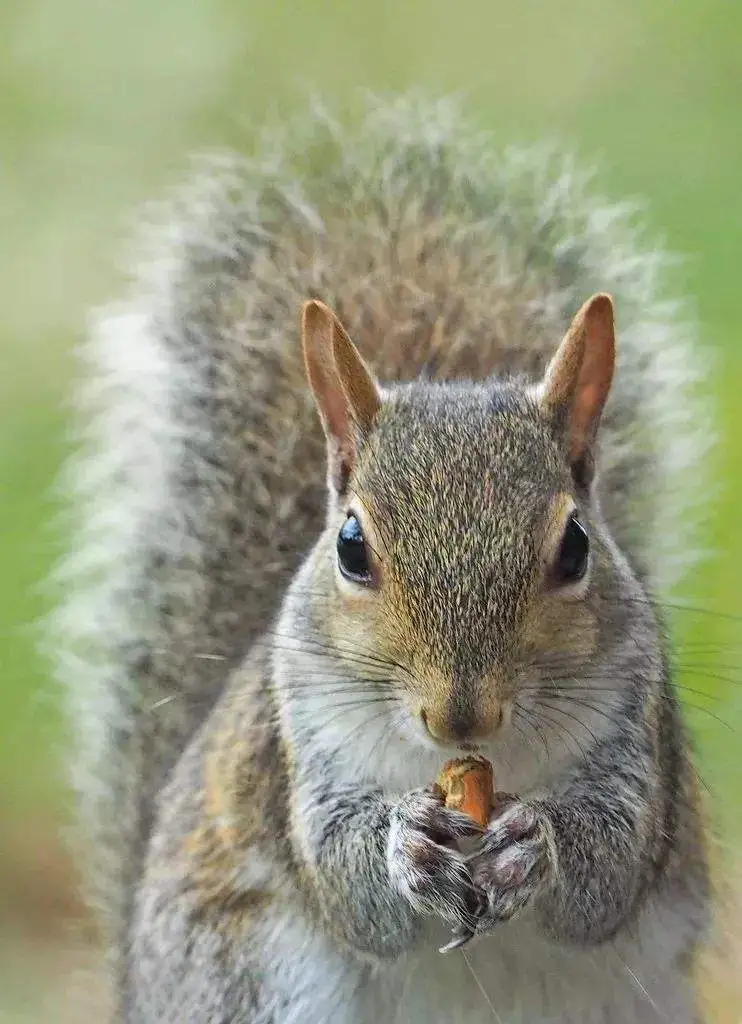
[312,376,610,746]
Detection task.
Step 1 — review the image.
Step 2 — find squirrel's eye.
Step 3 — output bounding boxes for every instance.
[337,515,372,584]
[554,513,589,585]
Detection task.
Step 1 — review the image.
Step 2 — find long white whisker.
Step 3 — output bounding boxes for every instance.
[460,949,504,1024]
[614,949,665,1020]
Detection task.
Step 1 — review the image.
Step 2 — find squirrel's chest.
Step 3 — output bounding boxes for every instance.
[265,914,637,1024]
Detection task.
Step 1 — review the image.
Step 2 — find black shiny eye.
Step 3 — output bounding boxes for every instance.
[337,514,372,583]
[554,513,589,585]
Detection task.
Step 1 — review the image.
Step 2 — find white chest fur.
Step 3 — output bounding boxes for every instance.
[253,904,691,1024]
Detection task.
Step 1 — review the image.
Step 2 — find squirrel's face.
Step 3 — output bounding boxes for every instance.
[301,296,616,751]
[327,388,601,748]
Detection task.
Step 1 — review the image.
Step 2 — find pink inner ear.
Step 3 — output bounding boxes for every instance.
[301,306,353,445]
[572,369,611,444]
[331,318,382,435]
[576,297,615,445]
[541,293,616,465]
[301,299,381,493]
[570,383,600,461]
[317,362,355,451]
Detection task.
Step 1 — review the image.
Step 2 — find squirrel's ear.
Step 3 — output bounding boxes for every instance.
[538,293,615,486]
[301,300,381,494]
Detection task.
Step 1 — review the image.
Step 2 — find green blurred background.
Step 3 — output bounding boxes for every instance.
[1,0,740,1020]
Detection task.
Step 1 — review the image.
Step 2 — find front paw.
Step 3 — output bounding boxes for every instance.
[466,801,555,934]
[387,789,483,927]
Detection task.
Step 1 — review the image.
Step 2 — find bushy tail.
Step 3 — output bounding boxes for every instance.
[52,92,712,961]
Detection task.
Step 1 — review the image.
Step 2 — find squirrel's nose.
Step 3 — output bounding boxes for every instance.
[421,705,503,745]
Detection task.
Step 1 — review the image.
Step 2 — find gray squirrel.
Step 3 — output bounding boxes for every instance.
[56,94,714,1022]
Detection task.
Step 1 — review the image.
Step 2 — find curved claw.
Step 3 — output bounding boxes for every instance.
[438,927,475,954]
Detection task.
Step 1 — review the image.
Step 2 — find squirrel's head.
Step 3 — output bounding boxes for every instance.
[300,295,616,752]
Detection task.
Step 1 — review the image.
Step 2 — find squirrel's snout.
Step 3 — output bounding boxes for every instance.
[420,704,504,746]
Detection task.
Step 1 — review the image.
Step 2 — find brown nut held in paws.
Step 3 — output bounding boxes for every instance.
[434,756,495,829]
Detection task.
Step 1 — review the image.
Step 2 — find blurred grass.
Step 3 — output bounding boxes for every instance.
[1,0,740,1019]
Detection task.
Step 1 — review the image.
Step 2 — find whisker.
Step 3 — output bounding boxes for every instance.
[460,949,504,1023]
[266,625,415,681]
[535,699,601,750]
[531,708,590,763]
[513,704,550,761]
[534,693,617,730]
[519,679,737,733]
[613,948,666,1021]
[268,632,404,672]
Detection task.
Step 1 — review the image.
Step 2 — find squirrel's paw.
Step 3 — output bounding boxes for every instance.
[387,789,484,927]
[457,801,554,940]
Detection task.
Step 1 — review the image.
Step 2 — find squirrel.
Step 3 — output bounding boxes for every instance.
[55,95,714,1022]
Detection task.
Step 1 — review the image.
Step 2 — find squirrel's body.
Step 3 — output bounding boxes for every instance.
[57,96,711,1022]
[130,643,707,1023]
